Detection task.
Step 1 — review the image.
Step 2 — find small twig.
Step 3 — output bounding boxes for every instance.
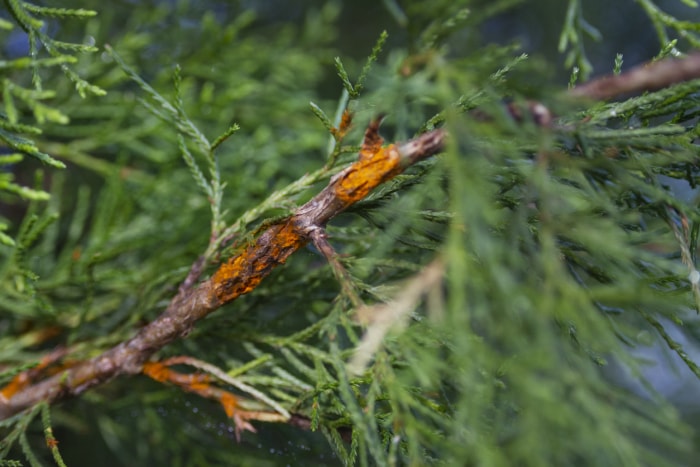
[642,311,700,380]
[309,228,364,309]
[143,357,289,440]
[178,255,207,296]
[160,355,291,420]
[570,51,700,100]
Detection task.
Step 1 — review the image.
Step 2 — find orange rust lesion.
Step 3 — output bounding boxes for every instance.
[334,116,402,204]
[143,361,211,391]
[359,116,384,159]
[1,347,69,403]
[142,361,171,382]
[210,220,307,304]
[220,391,237,418]
[209,119,405,304]
[0,373,28,403]
[166,369,210,391]
[141,358,261,440]
[330,109,353,140]
[335,144,402,204]
[46,435,59,449]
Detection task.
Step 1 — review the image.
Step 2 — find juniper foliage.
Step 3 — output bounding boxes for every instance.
[2,0,700,465]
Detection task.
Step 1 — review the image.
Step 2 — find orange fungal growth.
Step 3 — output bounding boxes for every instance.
[0,374,28,402]
[185,374,211,392]
[334,116,402,204]
[142,361,170,382]
[141,358,248,434]
[209,118,410,305]
[143,361,212,392]
[219,392,238,418]
[211,220,307,304]
[46,437,59,449]
[331,109,353,140]
[335,144,402,204]
[359,117,384,158]
[0,348,69,403]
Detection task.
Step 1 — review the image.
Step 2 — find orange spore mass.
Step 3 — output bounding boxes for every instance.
[142,361,170,382]
[220,392,237,418]
[330,109,353,140]
[335,144,402,204]
[211,220,307,303]
[0,376,26,402]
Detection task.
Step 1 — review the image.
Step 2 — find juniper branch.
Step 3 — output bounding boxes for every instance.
[570,51,700,100]
[0,123,445,420]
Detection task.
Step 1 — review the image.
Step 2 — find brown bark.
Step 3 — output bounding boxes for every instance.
[571,52,700,100]
[0,122,446,420]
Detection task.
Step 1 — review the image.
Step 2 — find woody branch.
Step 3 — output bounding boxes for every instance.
[0,121,445,420]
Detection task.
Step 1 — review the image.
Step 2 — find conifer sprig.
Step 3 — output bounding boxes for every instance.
[321,31,387,166]
[106,46,236,250]
[0,0,104,245]
[4,0,102,95]
[560,0,700,80]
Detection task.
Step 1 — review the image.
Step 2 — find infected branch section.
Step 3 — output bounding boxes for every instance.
[0,119,446,421]
[209,119,443,305]
[211,221,307,304]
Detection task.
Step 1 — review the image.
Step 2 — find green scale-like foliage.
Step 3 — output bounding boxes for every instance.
[0,0,103,247]
[3,0,700,465]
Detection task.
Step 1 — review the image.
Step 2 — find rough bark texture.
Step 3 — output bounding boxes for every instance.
[0,124,446,420]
